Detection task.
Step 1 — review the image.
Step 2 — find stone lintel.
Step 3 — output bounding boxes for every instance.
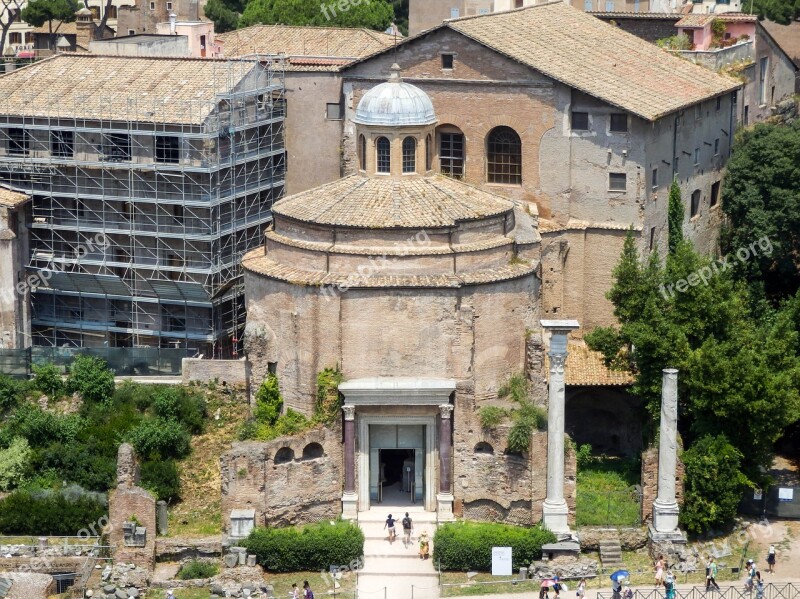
[340,377,456,406]
[540,319,581,331]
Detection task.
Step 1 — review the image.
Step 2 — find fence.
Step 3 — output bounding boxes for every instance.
[576,488,643,527]
[740,486,800,520]
[599,583,800,599]
[0,346,193,378]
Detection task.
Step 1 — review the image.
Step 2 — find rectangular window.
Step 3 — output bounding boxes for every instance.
[649,226,656,251]
[156,136,179,164]
[173,204,184,221]
[7,128,29,156]
[695,103,702,120]
[691,189,701,217]
[515,0,524,6]
[651,167,658,189]
[609,172,627,191]
[744,105,749,126]
[441,53,454,69]
[759,57,769,105]
[674,156,679,172]
[710,181,720,207]
[128,29,135,35]
[103,134,131,162]
[716,97,722,111]
[450,7,460,17]
[326,102,343,120]
[439,132,464,179]
[166,1,172,8]
[149,1,155,8]
[51,130,74,158]
[714,138,720,155]
[8,32,21,45]
[609,113,628,133]
[694,148,700,165]
[571,111,589,131]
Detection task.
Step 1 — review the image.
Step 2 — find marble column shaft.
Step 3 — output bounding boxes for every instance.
[656,369,679,506]
[439,404,453,493]
[546,351,566,503]
[343,405,356,494]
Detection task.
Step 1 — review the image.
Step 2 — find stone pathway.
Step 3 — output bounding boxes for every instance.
[357,504,439,599]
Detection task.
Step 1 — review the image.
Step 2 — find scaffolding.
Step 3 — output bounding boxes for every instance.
[0,56,286,358]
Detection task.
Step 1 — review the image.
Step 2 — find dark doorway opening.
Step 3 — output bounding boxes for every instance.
[380,448,414,487]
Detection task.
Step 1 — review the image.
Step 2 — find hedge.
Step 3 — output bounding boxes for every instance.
[433,521,556,571]
[0,486,107,535]
[240,520,364,573]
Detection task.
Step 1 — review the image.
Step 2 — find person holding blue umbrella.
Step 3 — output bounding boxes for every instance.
[610,570,629,599]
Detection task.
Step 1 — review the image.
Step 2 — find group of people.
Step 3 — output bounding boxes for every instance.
[384,512,430,559]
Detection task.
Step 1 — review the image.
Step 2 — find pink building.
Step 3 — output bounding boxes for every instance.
[675,13,756,51]
[155,20,220,58]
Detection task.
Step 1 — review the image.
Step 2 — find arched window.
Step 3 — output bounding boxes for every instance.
[302,442,324,460]
[438,126,465,179]
[274,447,294,464]
[474,442,494,454]
[402,136,416,174]
[425,134,432,171]
[486,126,521,185]
[376,137,390,174]
[358,135,366,171]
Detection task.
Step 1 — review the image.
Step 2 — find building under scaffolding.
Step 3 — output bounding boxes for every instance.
[0,54,285,357]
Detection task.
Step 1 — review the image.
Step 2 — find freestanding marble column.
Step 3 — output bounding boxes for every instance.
[437,403,455,521]
[653,368,680,533]
[341,404,358,520]
[540,319,580,536]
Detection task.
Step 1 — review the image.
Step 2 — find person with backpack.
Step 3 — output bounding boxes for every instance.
[303,580,314,599]
[708,557,721,591]
[384,514,396,542]
[665,570,676,599]
[767,546,776,575]
[755,571,764,599]
[402,512,414,548]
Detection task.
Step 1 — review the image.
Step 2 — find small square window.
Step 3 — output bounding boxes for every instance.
[155,135,180,164]
[571,111,589,131]
[450,7,460,17]
[710,181,720,207]
[128,29,135,35]
[7,128,29,156]
[609,113,628,133]
[691,189,701,217]
[149,1,155,8]
[51,130,74,158]
[326,102,343,120]
[441,54,454,69]
[694,148,700,165]
[714,138,720,155]
[651,167,658,189]
[166,1,172,8]
[609,172,627,191]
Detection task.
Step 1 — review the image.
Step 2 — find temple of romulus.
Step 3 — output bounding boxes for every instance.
[229,66,583,533]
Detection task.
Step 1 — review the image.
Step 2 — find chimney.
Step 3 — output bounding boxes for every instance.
[169,11,177,34]
[75,7,95,49]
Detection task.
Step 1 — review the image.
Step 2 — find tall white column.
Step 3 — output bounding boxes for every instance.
[341,404,358,520]
[653,368,680,533]
[540,319,579,536]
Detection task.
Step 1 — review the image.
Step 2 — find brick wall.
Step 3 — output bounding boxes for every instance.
[181,357,249,387]
[640,445,685,525]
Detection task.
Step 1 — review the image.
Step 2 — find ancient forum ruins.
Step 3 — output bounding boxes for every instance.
[230,66,585,532]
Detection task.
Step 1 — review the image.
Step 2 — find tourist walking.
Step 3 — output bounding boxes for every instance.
[767,545,776,574]
[612,577,622,599]
[576,578,586,599]
[665,570,676,599]
[303,580,314,599]
[654,555,665,587]
[755,572,765,599]
[708,557,721,591]
[290,582,300,599]
[384,513,396,542]
[745,559,756,592]
[419,530,430,559]
[402,512,414,547]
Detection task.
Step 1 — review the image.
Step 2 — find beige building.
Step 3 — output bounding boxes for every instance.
[217,25,396,196]
[0,185,30,350]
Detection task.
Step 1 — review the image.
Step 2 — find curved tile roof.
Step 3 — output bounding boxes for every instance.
[273,174,515,229]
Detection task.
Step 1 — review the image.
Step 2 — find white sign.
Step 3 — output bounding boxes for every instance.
[778,488,794,502]
[492,546,513,576]
[753,489,763,501]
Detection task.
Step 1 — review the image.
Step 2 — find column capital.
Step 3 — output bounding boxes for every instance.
[342,404,356,421]
[548,351,567,374]
[439,404,454,419]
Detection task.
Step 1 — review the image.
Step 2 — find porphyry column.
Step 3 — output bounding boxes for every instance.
[653,368,680,533]
[541,319,580,535]
[341,404,358,520]
[437,403,455,521]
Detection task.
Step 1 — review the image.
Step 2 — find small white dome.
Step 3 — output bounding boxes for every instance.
[354,64,436,127]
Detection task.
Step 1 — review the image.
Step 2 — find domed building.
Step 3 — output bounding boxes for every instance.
[242,65,546,520]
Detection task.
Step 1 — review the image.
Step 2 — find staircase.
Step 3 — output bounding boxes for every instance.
[599,534,624,570]
[357,506,440,599]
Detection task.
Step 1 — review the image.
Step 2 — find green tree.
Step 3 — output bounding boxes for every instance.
[66,355,115,404]
[668,179,684,256]
[203,0,244,33]
[721,120,800,302]
[750,0,800,24]
[239,0,393,30]
[0,437,32,491]
[32,363,64,398]
[20,0,80,45]
[254,373,282,425]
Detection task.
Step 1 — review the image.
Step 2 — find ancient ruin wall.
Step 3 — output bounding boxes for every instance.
[640,445,685,525]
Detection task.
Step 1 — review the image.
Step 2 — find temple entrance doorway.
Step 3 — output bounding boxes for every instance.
[379,448,417,506]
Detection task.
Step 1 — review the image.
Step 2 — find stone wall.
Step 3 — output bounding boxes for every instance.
[0,572,55,599]
[182,357,249,387]
[640,445,685,525]
[221,425,343,530]
[577,527,648,551]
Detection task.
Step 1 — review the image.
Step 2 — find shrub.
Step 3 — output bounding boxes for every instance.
[126,417,191,461]
[32,363,64,398]
[37,441,116,492]
[152,386,207,434]
[478,406,507,429]
[0,486,107,535]
[434,522,555,571]
[0,437,32,491]
[67,356,115,404]
[254,408,310,441]
[576,443,593,470]
[507,403,546,454]
[240,520,364,573]
[0,375,29,414]
[680,434,749,535]
[141,459,181,501]
[498,374,529,403]
[177,560,219,579]
[315,367,343,423]
[254,374,282,425]
[6,403,84,447]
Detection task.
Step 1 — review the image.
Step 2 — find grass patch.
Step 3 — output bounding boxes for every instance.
[176,560,219,580]
[576,456,641,527]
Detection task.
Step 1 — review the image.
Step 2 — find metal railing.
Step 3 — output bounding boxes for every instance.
[598,584,800,599]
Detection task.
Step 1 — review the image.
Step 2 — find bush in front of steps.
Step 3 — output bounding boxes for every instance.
[434,521,556,571]
[0,485,107,535]
[240,519,364,573]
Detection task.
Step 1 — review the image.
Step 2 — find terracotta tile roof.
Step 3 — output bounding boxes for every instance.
[218,25,396,59]
[273,174,515,229]
[242,248,537,287]
[0,186,30,208]
[538,218,641,234]
[761,20,800,67]
[676,12,756,27]
[442,2,740,121]
[545,341,634,386]
[588,11,681,19]
[0,54,264,125]
[32,20,78,35]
